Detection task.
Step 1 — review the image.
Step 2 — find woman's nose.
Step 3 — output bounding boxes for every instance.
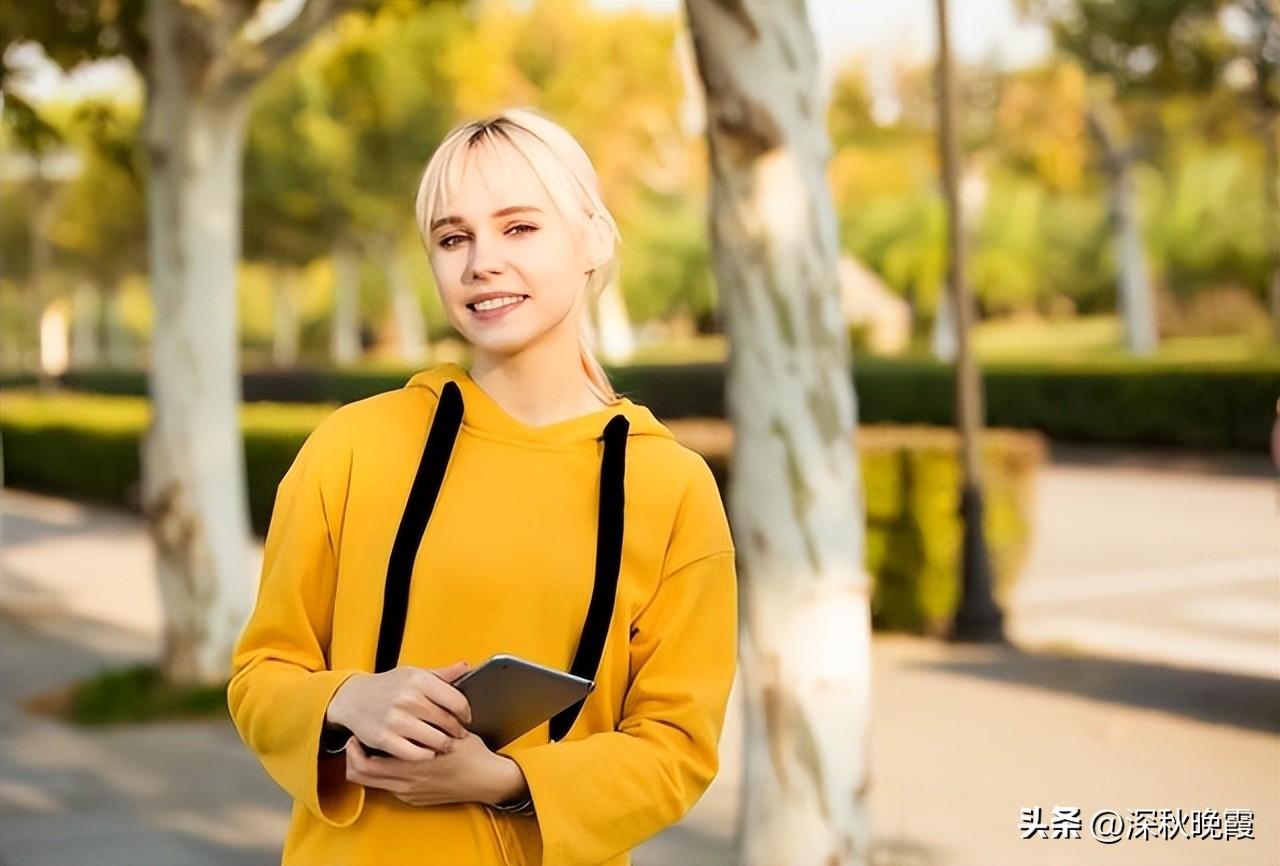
[468,233,505,277]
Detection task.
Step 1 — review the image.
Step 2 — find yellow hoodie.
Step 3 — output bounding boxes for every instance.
[227,362,738,866]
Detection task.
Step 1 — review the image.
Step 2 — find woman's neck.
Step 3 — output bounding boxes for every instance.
[469,352,608,428]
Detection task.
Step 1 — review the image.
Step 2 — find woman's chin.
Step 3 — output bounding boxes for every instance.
[463,328,538,357]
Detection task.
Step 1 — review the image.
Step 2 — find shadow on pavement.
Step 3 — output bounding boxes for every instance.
[905,639,1280,735]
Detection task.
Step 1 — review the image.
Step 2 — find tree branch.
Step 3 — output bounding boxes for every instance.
[211,0,359,98]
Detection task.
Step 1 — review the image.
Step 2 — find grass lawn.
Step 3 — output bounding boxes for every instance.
[627,315,1280,369]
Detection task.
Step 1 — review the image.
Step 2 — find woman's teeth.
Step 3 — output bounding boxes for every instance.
[469,295,527,311]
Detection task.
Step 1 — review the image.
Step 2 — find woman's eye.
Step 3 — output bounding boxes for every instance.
[438,225,534,250]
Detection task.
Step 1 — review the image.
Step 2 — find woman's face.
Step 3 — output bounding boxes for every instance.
[426,144,601,359]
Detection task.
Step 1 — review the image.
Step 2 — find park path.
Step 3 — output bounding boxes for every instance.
[1,445,1276,866]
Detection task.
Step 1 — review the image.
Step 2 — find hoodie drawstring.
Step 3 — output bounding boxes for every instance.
[549,411,628,740]
[373,379,630,706]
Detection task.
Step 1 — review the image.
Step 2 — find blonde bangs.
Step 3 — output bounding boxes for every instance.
[411,107,625,403]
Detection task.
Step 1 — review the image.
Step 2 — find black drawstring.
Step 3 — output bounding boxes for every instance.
[368,379,628,746]
[550,411,629,741]
[375,380,465,674]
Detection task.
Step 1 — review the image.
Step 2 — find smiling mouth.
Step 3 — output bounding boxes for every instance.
[466,295,530,311]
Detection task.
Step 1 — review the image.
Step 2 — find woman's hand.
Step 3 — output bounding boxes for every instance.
[324,661,473,761]
[341,730,527,808]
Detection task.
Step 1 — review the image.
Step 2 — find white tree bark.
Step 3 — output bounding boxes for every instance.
[272,266,302,368]
[330,240,362,365]
[71,279,101,368]
[385,239,429,364]
[39,300,70,377]
[593,270,636,364]
[103,280,132,368]
[141,0,349,685]
[1086,102,1158,356]
[683,2,872,864]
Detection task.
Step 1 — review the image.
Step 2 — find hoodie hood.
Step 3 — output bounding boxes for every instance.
[405,362,673,447]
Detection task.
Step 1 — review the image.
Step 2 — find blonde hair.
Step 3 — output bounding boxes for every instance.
[414,107,624,405]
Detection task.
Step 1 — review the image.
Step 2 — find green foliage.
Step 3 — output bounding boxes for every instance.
[23,348,1280,452]
[0,391,332,532]
[667,420,1045,635]
[0,389,1045,638]
[858,427,1042,633]
[66,664,228,726]
[619,188,716,324]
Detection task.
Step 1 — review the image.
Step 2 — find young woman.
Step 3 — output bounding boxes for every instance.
[227,107,739,866]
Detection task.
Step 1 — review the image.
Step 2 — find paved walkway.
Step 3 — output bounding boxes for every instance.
[1,445,1277,866]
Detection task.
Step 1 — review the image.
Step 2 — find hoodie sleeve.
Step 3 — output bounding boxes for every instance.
[505,456,738,866]
[226,407,367,827]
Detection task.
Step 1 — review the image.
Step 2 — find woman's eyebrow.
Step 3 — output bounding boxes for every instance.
[431,205,544,232]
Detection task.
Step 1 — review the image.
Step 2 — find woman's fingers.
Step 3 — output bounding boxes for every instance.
[389,711,457,756]
[406,695,469,739]
[345,737,417,786]
[416,669,473,727]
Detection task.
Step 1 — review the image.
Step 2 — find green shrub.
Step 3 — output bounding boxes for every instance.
[2,392,1045,635]
[0,392,332,534]
[32,663,230,726]
[669,418,1045,635]
[35,355,1280,451]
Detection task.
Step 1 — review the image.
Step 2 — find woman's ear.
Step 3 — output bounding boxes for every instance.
[582,212,612,273]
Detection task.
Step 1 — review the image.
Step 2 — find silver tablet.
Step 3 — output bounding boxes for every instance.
[452,653,594,750]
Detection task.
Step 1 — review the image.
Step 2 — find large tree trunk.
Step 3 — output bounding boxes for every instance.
[330,240,362,365]
[140,0,347,685]
[683,2,872,864]
[142,20,255,685]
[1086,102,1158,356]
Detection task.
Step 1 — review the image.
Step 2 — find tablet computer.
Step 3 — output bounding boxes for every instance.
[452,653,594,750]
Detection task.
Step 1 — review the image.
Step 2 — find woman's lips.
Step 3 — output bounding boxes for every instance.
[467,295,528,322]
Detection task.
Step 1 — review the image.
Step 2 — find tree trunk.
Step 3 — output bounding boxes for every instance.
[39,300,70,377]
[683,2,871,864]
[1260,106,1279,343]
[272,266,302,368]
[71,278,102,368]
[931,288,956,362]
[141,1,255,685]
[1085,102,1158,355]
[29,162,54,384]
[103,278,132,368]
[1246,0,1280,343]
[385,238,429,364]
[593,270,636,364]
[330,241,362,365]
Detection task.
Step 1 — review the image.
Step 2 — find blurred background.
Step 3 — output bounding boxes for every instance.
[0,0,1277,864]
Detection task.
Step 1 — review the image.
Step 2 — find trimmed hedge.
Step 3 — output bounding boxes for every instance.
[671,418,1044,634]
[1,391,1044,634]
[36,356,1280,451]
[0,392,332,532]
